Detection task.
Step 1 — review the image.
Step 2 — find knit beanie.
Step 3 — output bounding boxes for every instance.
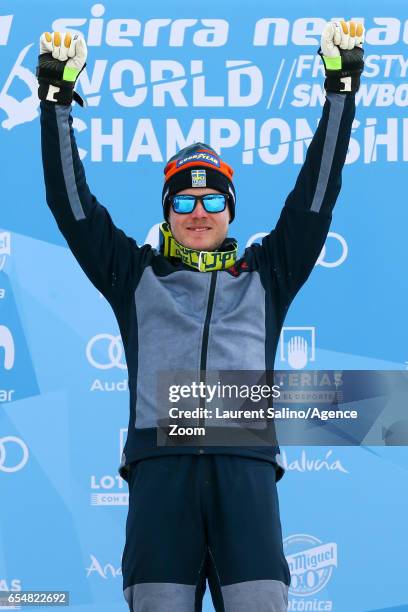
[161,142,236,222]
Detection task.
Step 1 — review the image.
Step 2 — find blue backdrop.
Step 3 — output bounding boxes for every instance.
[1,1,408,611]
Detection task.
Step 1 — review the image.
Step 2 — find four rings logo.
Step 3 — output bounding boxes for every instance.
[246,231,348,268]
[0,436,29,473]
[315,232,348,268]
[86,334,127,370]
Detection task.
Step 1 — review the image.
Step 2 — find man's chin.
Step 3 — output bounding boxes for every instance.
[186,240,216,251]
[180,232,217,251]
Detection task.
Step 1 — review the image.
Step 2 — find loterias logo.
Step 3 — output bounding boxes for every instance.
[0,577,22,609]
[90,428,128,506]
[279,326,316,370]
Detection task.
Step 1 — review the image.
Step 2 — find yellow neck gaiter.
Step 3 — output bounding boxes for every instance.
[159,222,238,272]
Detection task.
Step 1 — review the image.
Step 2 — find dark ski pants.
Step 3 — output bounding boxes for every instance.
[122,454,290,611]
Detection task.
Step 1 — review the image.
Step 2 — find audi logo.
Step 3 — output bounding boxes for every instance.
[0,436,29,473]
[86,334,127,370]
[315,232,348,268]
[246,231,348,268]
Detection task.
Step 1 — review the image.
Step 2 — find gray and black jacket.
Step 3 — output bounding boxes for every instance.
[40,92,356,482]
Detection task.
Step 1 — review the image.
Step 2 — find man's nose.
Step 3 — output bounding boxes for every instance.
[190,199,208,219]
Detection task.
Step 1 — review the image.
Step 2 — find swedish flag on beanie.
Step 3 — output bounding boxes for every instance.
[161,142,236,222]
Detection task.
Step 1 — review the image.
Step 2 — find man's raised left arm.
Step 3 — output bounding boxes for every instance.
[260,20,364,304]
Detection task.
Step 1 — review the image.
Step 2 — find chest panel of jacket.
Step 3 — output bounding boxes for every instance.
[134,266,266,429]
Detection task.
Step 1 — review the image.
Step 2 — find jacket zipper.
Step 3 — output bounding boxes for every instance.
[199,271,217,430]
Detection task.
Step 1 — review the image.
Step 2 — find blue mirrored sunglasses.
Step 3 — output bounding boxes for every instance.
[170,193,228,214]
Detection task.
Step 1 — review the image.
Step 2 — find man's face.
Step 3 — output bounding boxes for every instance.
[168,188,231,251]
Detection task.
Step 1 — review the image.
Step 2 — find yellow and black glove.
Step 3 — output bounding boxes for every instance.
[318,20,365,93]
[36,31,87,106]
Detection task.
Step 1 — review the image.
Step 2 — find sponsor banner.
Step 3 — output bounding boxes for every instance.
[284,534,337,609]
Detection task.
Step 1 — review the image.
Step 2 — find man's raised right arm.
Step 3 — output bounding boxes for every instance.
[38,32,147,302]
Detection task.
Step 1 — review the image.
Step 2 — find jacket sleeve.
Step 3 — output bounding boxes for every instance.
[40,101,148,303]
[259,92,356,306]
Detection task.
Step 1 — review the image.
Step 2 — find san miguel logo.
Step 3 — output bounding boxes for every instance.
[283,534,338,598]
